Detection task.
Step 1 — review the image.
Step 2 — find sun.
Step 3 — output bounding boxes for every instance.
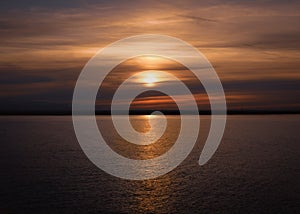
[134,70,170,87]
[142,73,158,86]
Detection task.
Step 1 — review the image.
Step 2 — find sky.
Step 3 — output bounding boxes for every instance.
[0,0,299,113]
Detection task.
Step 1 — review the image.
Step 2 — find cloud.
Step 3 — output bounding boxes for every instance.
[0,0,299,112]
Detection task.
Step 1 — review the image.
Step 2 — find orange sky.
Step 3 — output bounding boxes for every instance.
[0,0,299,112]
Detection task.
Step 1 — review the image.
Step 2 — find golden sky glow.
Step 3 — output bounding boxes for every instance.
[0,0,299,112]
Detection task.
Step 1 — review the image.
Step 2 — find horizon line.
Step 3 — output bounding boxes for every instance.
[1,110,299,116]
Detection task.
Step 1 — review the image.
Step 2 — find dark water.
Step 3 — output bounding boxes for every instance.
[0,115,299,213]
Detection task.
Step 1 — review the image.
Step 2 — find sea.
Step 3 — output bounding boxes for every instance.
[0,115,299,213]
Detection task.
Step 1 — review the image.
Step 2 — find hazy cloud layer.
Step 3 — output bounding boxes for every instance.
[0,0,299,112]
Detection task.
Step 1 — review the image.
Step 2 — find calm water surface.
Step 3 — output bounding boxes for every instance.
[0,115,299,213]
